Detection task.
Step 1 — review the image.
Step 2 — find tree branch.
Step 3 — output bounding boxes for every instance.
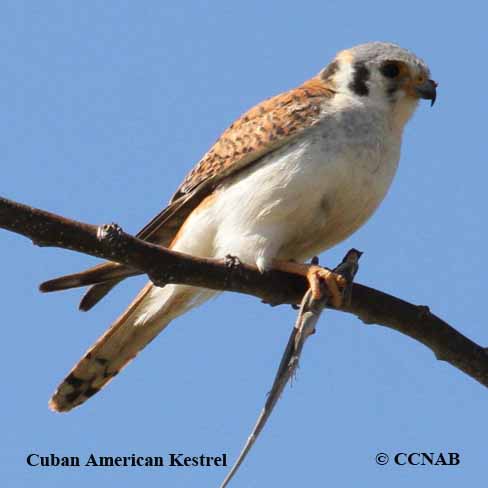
[1,195,487,389]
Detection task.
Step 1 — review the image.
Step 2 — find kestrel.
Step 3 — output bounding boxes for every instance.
[41,42,437,412]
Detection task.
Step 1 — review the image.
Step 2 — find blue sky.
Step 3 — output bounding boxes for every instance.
[2,1,487,487]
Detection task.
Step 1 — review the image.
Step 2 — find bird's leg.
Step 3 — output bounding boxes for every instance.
[272,259,347,308]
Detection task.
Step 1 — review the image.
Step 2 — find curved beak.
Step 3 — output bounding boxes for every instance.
[415,79,438,106]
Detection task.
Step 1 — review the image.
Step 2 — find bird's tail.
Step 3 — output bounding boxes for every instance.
[49,282,214,412]
[39,262,141,312]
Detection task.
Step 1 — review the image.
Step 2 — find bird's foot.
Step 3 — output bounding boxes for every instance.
[272,260,347,308]
[224,254,241,269]
[306,265,346,307]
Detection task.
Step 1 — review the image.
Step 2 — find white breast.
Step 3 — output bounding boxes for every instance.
[174,100,402,271]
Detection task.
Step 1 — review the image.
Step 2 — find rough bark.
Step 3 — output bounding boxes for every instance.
[1,195,487,389]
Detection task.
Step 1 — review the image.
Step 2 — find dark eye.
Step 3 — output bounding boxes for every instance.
[380,62,400,78]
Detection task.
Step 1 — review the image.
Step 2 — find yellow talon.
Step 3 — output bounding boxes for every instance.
[306,265,346,307]
[272,260,346,308]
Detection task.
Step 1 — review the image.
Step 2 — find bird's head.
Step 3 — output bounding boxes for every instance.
[321,42,437,128]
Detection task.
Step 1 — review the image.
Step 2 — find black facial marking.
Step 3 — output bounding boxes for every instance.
[349,62,370,96]
[65,373,84,388]
[321,60,339,80]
